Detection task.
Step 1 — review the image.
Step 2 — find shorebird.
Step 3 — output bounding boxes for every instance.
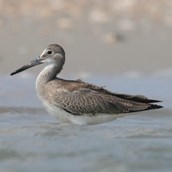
[11,44,163,125]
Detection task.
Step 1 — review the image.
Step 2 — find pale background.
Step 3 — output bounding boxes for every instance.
[0,0,172,76]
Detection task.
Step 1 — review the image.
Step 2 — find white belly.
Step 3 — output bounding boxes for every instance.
[43,102,119,125]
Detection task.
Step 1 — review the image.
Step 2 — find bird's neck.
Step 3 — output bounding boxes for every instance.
[36,64,62,88]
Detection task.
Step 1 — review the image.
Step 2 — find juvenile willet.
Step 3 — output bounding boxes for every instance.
[10,44,163,125]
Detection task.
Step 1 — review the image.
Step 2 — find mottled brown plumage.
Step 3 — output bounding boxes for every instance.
[11,44,163,125]
[39,78,161,115]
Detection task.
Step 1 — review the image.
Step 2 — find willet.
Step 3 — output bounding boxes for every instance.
[10,44,163,125]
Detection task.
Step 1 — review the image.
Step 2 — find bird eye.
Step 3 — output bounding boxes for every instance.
[47,50,53,55]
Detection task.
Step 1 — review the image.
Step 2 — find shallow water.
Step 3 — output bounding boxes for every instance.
[0,74,172,172]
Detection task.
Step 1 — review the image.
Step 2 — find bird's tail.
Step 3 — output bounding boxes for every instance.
[147,104,163,110]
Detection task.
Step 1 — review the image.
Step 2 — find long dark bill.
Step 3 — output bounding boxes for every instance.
[10,57,43,76]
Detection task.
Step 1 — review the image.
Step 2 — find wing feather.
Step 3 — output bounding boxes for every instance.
[46,79,161,116]
[52,88,129,116]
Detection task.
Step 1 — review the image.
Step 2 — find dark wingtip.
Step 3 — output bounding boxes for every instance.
[147,99,162,103]
[132,97,162,103]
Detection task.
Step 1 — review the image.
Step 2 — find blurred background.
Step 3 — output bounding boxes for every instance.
[0,0,172,76]
[0,1,172,172]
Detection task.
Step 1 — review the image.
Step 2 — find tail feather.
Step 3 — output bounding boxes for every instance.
[128,103,163,113]
[148,104,163,110]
